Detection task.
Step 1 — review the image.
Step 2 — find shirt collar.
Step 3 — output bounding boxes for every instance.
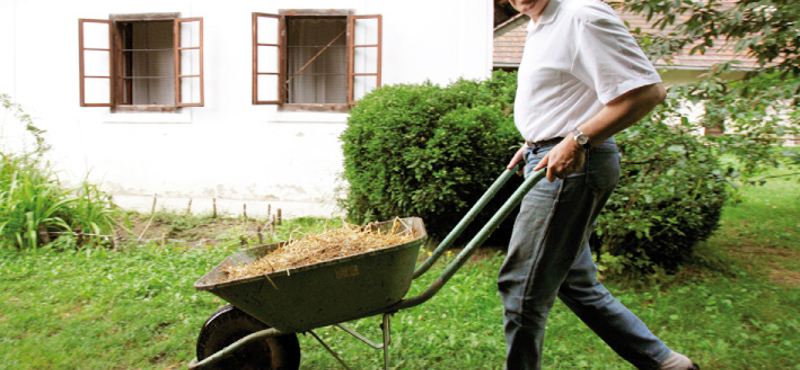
[526,0,560,31]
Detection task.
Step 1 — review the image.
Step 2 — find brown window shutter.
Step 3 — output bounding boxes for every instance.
[347,15,382,106]
[174,17,204,107]
[79,19,113,107]
[252,13,283,105]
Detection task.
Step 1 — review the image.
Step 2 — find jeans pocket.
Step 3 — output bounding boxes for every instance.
[586,148,620,191]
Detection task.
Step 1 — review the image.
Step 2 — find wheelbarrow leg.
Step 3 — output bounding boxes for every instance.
[382,313,391,370]
[308,330,353,370]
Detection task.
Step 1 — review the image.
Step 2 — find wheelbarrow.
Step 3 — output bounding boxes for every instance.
[188,165,546,370]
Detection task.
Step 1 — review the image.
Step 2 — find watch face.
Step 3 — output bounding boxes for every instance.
[575,134,589,145]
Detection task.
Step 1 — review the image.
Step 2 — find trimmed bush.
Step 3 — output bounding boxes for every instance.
[340,73,521,243]
[596,118,729,272]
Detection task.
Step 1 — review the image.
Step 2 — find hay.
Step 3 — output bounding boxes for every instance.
[218,218,417,282]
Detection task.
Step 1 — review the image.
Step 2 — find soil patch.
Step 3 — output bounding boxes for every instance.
[118,213,269,248]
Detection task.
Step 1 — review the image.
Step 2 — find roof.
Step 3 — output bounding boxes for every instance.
[493,13,528,68]
[493,2,760,70]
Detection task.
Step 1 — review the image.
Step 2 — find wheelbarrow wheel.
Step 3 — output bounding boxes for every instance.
[196,304,300,370]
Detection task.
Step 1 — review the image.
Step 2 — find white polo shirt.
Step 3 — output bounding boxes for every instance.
[514,0,662,144]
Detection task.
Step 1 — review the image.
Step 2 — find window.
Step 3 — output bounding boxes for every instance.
[253,11,382,110]
[79,14,204,110]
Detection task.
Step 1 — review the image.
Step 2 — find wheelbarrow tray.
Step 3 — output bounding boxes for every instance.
[194,217,427,333]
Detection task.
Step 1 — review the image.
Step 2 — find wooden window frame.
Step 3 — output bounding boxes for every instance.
[252,10,382,111]
[348,15,382,106]
[252,12,283,105]
[79,19,113,107]
[79,14,204,110]
[175,17,204,108]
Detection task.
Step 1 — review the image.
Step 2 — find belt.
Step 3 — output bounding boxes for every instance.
[526,137,564,147]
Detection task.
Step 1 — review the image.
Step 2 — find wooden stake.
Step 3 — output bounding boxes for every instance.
[186,198,193,215]
[150,194,157,214]
[277,208,282,226]
[138,194,158,242]
[269,215,276,238]
[212,198,217,218]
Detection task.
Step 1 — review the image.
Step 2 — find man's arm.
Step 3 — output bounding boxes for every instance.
[507,82,666,181]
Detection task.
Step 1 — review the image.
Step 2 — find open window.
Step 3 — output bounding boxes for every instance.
[79,14,204,110]
[253,11,382,110]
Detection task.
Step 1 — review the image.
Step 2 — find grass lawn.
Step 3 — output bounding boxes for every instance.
[0,166,797,369]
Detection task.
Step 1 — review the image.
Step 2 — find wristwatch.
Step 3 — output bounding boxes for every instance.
[572,128,591,149]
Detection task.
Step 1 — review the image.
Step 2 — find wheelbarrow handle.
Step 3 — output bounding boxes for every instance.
[381,165,546,314]
[413,162,523,279]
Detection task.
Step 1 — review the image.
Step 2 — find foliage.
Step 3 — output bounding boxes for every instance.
[597,0,800,269]
[615,0,800,178]
[616,0,799,77]
[340,71,521,242]
[666,66,799,178]
[596,116,730,271]
[0,95,118,250]
[1,93,50,154]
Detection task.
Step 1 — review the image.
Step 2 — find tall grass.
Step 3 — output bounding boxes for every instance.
[0,95,118,250]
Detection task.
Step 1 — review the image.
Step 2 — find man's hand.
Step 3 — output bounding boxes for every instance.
[533,138,585,182]
[506,143,529,172]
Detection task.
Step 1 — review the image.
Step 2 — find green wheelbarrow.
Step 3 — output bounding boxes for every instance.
[188,166,546,370]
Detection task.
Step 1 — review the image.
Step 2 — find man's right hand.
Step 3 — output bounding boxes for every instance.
[507,143,529,173]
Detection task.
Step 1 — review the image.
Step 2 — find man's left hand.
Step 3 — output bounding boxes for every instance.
[533,138,586,182]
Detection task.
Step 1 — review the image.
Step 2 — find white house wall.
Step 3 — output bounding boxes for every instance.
[0,0,494,218]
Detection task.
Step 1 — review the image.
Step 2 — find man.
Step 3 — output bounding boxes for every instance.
[498,0,699,369]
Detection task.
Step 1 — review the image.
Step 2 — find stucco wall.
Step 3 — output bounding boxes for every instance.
[0,0,493,218]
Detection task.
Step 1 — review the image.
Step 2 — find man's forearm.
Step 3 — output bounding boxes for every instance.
[575,82,666,148]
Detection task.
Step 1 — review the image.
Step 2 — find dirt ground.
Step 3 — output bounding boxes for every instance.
[117,213,272,248]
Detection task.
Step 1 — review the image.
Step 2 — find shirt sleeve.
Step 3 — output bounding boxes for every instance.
[569,3,662,104]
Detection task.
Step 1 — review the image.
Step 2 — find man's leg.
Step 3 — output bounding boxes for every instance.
[558,243,673,370]
[498,142,618,370]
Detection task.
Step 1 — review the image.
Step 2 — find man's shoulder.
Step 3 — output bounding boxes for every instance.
[558,0,620,24]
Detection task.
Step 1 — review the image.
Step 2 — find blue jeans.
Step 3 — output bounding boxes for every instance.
[497,139,671,370]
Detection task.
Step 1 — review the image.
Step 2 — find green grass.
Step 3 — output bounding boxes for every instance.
[0,168,797,369]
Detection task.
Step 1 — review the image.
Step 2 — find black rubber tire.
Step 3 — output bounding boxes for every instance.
[196,304,301,370]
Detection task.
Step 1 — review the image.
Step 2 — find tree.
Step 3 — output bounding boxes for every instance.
[614,0,799,176]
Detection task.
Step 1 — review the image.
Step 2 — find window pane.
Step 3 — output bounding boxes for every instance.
[257,45,279,74]
[257,74,279,102]
[256,16,279,45]
[354,47,379,74]
[84,78,111,105]
[126,21,175,105]
[180,49,201,75]
[353,18,379,45]
[180,20,201,47]
[84,50,110,77]
[180,76,202,104]
[82,22,109,49]
[353,75,378,101]
[287,17,347,104]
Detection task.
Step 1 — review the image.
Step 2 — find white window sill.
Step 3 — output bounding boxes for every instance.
[102,108,192,124]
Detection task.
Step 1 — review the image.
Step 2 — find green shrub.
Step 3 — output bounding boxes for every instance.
[340,72,521,242]
[596,118,729,272]
[341,71,732,272]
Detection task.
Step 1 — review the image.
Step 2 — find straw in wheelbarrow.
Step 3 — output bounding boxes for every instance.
[218,218,418,282]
